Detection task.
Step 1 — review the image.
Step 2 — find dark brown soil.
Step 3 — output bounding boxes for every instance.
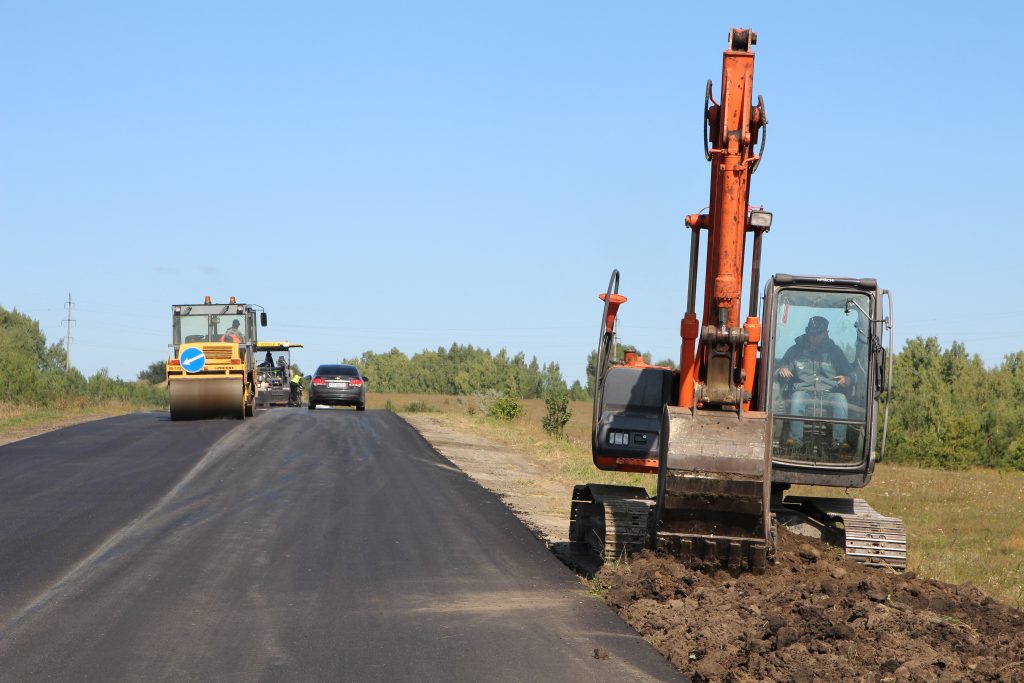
[596,530,1024,682]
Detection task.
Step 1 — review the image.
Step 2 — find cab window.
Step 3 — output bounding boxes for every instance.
[769,290,871,466]
[176,315,210,344]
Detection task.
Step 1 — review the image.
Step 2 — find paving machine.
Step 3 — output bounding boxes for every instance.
[255,342,303,407]
[570,29,906,573]
[166,296,268,420]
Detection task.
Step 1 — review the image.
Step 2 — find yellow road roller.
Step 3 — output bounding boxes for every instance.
[166,296,268,420]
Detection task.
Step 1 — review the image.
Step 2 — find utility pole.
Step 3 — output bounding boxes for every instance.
[62,293,75,371]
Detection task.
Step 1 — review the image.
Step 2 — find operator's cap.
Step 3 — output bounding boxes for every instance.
[806,316,829,333]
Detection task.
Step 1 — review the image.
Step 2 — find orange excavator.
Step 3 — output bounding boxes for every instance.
[570,29,906,572]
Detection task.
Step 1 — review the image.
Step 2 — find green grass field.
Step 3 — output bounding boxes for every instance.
[0,400,162,445]
[375,392,1024,610]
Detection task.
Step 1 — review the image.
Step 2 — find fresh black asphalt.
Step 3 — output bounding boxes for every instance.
[0,410,682,681]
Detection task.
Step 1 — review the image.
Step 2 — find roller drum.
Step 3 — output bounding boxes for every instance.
[169,377,245,421]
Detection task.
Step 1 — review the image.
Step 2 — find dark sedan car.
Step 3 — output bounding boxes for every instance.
[308,364,367,410]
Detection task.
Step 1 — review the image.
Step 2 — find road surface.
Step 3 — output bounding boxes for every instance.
[0,409,681,681]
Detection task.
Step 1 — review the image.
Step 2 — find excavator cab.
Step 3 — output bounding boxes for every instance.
[760,275,893,484]
[760,275,905,570]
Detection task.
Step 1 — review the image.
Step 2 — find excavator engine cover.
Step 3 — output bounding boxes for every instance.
[593,366,674,471]
[655,406,773,572]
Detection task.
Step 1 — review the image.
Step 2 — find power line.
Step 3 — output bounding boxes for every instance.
[62,293,76,371]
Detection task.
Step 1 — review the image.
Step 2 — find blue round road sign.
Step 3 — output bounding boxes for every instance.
[179,347,206,373]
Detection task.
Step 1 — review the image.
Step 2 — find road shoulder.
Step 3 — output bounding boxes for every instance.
[0,407,152,448]
[402,414,570,545]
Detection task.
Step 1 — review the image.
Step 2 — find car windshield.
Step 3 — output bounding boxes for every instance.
[316,365,359,377]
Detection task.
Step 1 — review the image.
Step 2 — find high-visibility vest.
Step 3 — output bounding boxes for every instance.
[290,373,302,386]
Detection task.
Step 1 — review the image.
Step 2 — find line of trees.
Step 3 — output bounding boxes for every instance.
[885,338,1024,470]
[342,345,589,400]
[0,306,168,407]
[340,342,675,400]
[344,338,1024,471]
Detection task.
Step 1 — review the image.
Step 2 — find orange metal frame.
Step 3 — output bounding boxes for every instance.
[679,29,766,410]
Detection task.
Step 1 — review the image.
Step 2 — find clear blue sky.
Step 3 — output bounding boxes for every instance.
[3,2,1022,384]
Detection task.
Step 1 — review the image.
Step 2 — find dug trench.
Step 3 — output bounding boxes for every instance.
[406,415,1024,682]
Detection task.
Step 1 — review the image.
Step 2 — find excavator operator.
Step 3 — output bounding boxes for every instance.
[777,316,854,449]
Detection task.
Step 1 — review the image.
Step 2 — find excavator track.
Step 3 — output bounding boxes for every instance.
[786,496,907,571]
[569,484,653,564]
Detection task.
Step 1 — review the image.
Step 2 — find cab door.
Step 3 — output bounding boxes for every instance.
[759,275,891,489]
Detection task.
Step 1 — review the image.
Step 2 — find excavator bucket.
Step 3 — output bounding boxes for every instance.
[655,406,773,572]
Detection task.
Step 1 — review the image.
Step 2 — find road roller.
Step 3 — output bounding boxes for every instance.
[166,296,268,420]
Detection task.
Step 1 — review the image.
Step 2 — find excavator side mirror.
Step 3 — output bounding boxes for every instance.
[260,313,268,326]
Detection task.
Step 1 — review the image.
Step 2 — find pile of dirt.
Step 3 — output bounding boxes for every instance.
[596,530,1024,682]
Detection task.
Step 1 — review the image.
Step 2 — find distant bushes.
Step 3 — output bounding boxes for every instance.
[542,390,572,438]
[348,338,1024,469]
[0,306,168,409]
[884,338,1024,470]
[402,400,437,413]
[488,393,524,421]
